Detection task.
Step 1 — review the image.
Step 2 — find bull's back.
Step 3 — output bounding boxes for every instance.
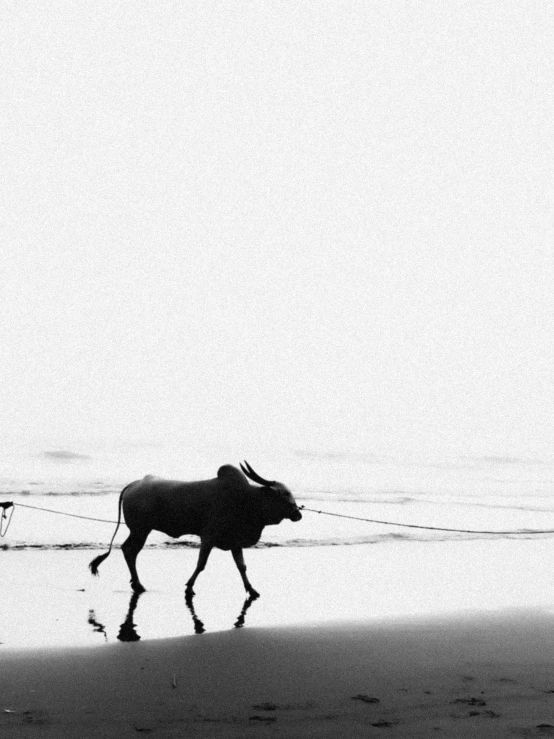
[122,475,220,538]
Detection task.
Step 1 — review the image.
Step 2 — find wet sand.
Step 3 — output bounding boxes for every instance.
[2,538,554,647]
[3,610,554,737]
[2,540,554,736]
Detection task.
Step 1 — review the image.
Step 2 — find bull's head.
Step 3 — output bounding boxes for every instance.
[240,461,302,523]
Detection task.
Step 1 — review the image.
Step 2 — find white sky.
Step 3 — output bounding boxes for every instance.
[1,2,553,458]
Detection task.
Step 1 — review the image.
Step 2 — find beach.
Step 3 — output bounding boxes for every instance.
[3,539,554,737]
[2,0,553,731]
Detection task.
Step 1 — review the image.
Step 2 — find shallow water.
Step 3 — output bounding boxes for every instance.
[2,538,554,649]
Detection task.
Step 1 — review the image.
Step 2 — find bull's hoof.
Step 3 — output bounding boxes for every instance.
[131,581,146,594]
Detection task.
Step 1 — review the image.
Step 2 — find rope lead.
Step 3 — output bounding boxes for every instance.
[13,502,118,524]
[300,506,554,536]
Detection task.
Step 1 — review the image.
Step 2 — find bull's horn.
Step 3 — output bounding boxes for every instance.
[240,461,276,487]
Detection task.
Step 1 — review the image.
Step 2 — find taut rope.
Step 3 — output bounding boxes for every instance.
[2,501,554,538]
[300,506,554,536]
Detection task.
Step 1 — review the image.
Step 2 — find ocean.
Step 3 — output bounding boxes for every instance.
[2,439,554,648]
[2,440,554,551]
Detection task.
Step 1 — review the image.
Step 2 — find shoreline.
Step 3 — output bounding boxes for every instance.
[3,538,554,649]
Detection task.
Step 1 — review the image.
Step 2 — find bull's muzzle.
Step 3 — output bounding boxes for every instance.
[290,508,302,522]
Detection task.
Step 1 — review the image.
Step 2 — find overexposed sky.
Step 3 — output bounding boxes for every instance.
[1,2,553,457]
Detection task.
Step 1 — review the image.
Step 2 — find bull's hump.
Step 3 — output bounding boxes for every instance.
[123,477,195,503]
[217,465,248,486]
[139,475,189,487]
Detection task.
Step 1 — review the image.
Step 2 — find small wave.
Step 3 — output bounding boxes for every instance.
[0,537,407,551]
[3,529,548,552]
[1,542,107,551]
[255,532,550,546]
[298,490,418,505]
[438,498,554,514]
[460,455,546,467]
[293,449,383,464]
[41,450,92,463]
[4,488,120,497]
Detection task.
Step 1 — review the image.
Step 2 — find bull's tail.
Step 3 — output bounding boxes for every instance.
[89,484,128,576]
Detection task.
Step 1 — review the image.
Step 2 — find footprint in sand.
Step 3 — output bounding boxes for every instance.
[249,715,277,723]
[251,702,279,711]
[451,697,487,707]
[371,719,400,728]
[514,723,554,738]
[351,695,380,704]
[2,709,49,726]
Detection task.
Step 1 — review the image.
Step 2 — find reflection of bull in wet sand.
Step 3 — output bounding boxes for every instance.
[86,591,259,642]
[89,462,302,598]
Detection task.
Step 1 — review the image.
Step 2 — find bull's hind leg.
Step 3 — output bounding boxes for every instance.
[121,528,150,593]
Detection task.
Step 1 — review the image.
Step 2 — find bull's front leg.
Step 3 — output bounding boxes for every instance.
[185,541,213,596]
[232,547,260,599]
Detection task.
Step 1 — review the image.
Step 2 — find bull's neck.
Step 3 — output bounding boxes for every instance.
[241,488,268,527]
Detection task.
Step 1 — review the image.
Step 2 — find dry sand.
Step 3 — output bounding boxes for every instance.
[2,541,554,737]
